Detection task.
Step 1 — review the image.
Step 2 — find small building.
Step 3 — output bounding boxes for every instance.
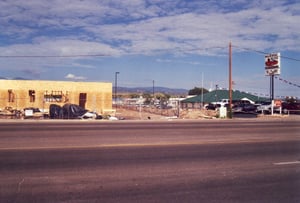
[181,89,267,109]
[0,79,112,114]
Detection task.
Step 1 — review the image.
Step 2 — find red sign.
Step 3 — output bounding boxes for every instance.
[265,58,278,67]
[274,100,282,107]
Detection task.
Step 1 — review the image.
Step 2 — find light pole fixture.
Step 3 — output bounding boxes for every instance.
[215,84,218,103]
[152,80,155,105]
[114,72,120,108]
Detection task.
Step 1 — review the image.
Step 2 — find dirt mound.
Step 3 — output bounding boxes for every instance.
[180,109,217,119]
[116,108,166,120]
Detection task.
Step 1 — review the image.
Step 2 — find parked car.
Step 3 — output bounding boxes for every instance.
[205,103,221,110]
[211,99,229,106]
[256,101,271,113]
[256,101,283,114]
[281,102,300,114]
[232,103,257,113]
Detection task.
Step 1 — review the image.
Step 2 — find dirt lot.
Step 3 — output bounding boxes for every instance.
[116,107,217,120]
[116,107,300,121]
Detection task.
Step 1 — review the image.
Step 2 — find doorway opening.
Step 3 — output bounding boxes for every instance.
[79,93,87,109]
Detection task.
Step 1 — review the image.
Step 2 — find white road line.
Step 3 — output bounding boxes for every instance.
[17,178,25,193]
[273,161,300,165]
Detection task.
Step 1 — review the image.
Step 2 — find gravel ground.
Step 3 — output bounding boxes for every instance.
[116,108,300,121]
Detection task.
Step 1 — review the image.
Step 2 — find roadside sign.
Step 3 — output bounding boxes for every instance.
[24,109,33,117]
[265,53,281,76]
[274,100,282,108]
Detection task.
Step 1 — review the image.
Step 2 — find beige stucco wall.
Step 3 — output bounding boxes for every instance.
[0,80,112,113]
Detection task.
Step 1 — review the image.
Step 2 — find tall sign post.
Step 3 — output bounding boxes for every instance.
[265,53,281,100]
[265,53,281,114]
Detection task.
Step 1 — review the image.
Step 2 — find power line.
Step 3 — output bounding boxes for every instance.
[275,76,300,88]
[0,54,110,58]
[0,46,228,58]
[232,45,300,62]
[0,45,298,62]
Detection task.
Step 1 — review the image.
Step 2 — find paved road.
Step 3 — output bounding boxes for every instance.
[0,120,299,202]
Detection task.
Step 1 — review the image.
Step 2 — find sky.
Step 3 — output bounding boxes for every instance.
[0,0,300,98]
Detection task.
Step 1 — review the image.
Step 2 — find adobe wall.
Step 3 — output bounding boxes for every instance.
[0,80,112,113]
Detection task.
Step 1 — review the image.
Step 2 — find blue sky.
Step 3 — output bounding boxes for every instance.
[0,0,299,97]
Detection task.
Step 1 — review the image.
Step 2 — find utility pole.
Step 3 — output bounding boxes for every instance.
[201,73,204,108]
[228,42,233,118]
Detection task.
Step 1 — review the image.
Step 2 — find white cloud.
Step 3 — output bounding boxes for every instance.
[0,38,121,56]
[0,0,299,97]
[65,73,86,80]
[84,5,300,55]
[1,0,299,55]
[0,38,114,78]
[156,58,205,66]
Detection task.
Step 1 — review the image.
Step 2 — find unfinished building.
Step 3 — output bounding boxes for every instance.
[0,79,112,115]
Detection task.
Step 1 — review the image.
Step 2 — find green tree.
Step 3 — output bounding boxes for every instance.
[188,87,209,95]
[155,93,171,100]
[129,93,140,98]
[155,93,171,107]
[142,93,152,105]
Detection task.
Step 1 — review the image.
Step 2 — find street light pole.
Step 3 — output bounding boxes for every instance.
[152,80,155,98]
[114,72,120,109]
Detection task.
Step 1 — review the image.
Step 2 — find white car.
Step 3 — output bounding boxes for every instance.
[211,99,229,106]
[256,102,271,113]
[256,102,280,114]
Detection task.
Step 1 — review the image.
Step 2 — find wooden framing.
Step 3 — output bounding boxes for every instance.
[0,80,112,114]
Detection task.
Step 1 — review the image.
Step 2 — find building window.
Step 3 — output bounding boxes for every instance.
[29,90,35,102]
[8,89,15,102]
[44,91,63,102]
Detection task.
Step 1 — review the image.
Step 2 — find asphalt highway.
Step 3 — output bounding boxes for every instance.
[0,119,299,202]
